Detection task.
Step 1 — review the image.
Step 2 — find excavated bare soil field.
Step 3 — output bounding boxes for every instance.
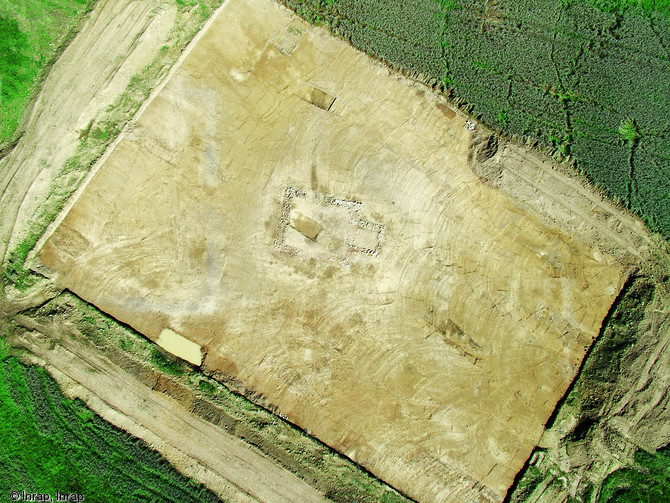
[34,0,625,501]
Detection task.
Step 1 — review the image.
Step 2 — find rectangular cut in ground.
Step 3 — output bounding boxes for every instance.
[157,328,202,366]
[35,0,624,500]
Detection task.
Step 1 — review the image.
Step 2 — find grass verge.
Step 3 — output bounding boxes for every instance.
[598,445,670,502]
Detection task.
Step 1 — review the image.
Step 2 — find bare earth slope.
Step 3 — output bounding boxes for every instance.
[34,0,624,501]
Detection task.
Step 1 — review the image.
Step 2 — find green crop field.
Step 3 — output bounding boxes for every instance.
[0,338,223,502]
[280,0,670,238]
[0,0,94,148]
[590,0,670,13]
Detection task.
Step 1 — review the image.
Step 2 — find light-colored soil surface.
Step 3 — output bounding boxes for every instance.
[0,0,177,260]
[472,137,670,500]
[475,137,670,438]
[157,327,203,365]
[472,141,665,267]
[35,0,625,501]
[11,316,327,503]
[0,0,344,500]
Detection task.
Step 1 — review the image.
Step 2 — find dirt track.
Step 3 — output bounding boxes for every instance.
[474,142,665,266]
[11,316,327,503]
[0,0,177,261]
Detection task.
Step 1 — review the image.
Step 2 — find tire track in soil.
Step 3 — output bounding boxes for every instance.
[10,318,329,503]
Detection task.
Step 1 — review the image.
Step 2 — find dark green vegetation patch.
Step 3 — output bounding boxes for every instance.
[508,273,670,501]
[0,344,222,502]
[280,0,670,237]
[151,347,186,376]
[0,0,94,148]
[599,445,670,502]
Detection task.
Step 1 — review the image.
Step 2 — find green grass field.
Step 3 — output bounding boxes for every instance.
[0,337,223,502]
[588,0,670,13]
[0,0,93,147]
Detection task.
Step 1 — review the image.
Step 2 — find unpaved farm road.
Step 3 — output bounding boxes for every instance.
[486,143,669,270]
[11,316,328,503]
